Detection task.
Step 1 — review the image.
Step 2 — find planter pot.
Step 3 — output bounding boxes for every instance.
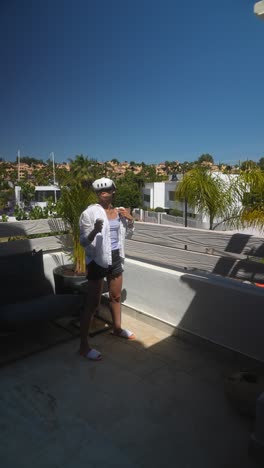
[224,371,264,418]
[53,264,88,295]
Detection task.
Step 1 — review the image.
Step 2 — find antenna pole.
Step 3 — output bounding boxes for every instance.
[17,149,20,181]
[51,152,57,203]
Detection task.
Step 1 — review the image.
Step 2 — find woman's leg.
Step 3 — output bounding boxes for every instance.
[79,278,104,354]
[108,273,136,339]
[107,273,123,333]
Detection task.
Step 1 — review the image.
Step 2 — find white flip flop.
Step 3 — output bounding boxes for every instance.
[80,348,102,361]
[112,329,136,340]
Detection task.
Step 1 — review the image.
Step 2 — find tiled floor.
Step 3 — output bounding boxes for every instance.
[0,308,261,468]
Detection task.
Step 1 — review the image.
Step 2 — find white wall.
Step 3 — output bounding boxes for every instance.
[142,186,151,208]
[42,251,264,362]
[122,258,264,362]
[143,181,178,210]
[164,182,177,209]
[153,182,165,208]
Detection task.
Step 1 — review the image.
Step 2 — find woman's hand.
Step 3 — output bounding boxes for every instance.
[87,218,103,242]
[94,218,104,233]
[117,207,133,221]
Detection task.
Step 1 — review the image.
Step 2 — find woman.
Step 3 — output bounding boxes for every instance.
[79,177,135,360]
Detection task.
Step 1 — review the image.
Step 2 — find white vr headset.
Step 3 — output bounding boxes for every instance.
[92,177,116,192]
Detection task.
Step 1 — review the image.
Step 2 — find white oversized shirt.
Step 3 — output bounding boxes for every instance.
[79,204,134,268]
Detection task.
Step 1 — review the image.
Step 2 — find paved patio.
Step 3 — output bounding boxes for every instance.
[0,308,261,468]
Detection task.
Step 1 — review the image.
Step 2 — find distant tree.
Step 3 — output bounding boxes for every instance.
[223,165,232,173]
[258,157,264,171]
[8,167,19,184]
[141,164,162,182]
[114,180,142,209]
[0,162,7,178]
[197,154,214,164]
[34,165,54,185]
[68,154,102,183]
[133,172,145,191]
[111,158,119,164]
[178,161,194,173]
[18,182,35,207]
[114,170,144,207]
[21,156,45,165]
[56,167,71,186]
[130,161,136,166]
[240,160,258,171]
[0,188,13,211]
[102,161,113,177]
[163,161,172,174]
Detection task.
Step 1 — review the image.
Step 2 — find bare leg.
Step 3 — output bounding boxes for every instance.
[107,273,122,333]
[79,278,104,355]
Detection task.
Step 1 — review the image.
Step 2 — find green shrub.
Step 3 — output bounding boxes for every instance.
[14,206,28,220]
[168,208,182,217]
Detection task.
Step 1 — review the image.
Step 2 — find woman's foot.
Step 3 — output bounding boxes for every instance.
[112,328,136,340]
[79,348,102,361]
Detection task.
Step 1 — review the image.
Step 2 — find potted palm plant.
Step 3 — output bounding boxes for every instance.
[53,181,97,294]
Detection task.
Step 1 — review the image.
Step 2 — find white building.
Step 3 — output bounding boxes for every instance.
[15,185,61,209]
[142,174,239,210]
[142,179,182,211]
[141,173,241,229]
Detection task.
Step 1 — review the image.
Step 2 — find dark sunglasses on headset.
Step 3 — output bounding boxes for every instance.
[98,187,115,193]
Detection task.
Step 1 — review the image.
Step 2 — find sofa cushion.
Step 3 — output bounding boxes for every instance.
[0,294,83,322]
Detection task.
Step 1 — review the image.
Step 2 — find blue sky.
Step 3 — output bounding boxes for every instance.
[0,0,263,165]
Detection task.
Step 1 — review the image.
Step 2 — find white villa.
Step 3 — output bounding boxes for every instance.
[141,173,240,229]
[15,185,61,209]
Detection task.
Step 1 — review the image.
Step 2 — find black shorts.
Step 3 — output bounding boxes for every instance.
[86,250,123,281]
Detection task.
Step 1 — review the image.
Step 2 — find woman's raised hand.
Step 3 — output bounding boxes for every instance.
[117,207,133,221]
[94,218,104,233]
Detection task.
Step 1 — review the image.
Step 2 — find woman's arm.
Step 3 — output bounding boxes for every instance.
[79,211,103,247]
[118,207,134,239]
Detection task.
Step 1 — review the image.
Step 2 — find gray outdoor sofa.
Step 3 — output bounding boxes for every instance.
[0,250,83,326]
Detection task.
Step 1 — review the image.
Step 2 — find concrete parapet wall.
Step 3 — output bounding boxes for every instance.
[43,252,264,362]
[123,258,264,363]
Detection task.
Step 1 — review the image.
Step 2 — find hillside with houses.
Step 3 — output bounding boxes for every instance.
[1,154,264,233]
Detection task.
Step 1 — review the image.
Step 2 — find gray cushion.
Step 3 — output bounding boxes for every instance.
[0,294,83,322]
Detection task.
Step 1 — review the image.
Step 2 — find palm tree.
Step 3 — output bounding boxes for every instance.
[240,160,258,171]
[175,167,234,230]
[197,154,214,165]
[235,168,264,231]
[18,182,35,208]
[68,155,102,183]
[56,182,97,273]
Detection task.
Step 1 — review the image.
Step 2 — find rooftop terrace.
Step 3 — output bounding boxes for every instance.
[0,305,262,468]
[1,220,264,467]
